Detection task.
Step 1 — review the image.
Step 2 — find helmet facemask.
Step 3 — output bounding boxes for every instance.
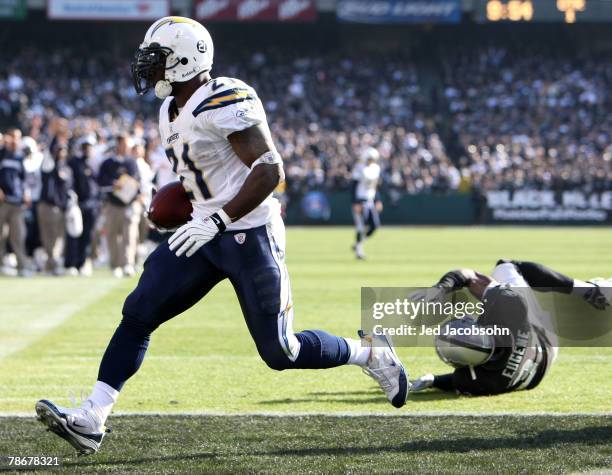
[434,317,496,369]
[131,43,173,96]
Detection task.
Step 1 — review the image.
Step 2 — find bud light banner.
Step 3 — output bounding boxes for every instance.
[485,190,612,224]
[194,0,317,22]
[337,0,461,24]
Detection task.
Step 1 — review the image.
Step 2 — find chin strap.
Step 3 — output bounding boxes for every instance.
[155,80,173,99]
[469,365,477,380]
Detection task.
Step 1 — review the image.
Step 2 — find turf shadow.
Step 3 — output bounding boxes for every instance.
[259,389,458,405]
[307,390,380,396]
[260,425,612,457]
[258,396,384,405]
[407,391,460,402]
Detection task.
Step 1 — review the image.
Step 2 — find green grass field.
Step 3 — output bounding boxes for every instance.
[0,227,611,473]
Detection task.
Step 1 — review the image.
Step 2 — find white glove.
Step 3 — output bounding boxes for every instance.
[411,373,435,392]
[409,286,446,303]
[168,210,231,258]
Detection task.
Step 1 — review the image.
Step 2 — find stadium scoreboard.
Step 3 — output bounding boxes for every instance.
[477,0,612,23]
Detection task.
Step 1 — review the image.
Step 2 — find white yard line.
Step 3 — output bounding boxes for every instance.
[1,411,610,418]
[0,279,119,360]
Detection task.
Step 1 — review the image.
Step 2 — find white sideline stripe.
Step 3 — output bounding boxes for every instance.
[0,280,119,360]
[2,411,611,418]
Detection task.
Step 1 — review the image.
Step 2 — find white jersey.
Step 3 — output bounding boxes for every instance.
[148,143,176,188]
[136,157,155,208]
[158,77,280,230]
[355,162,381,202]
[351,161,365,181]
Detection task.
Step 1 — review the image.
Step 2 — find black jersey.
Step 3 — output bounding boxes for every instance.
[448,286,552,396]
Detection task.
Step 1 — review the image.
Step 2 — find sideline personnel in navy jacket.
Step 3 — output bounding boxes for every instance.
[98,134,141,277]
[38,145,73,275]
[0,128,30,274]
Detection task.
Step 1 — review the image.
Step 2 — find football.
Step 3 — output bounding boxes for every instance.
[147,181,193,230]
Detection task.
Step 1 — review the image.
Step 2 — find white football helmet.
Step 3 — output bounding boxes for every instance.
[132,16,214,99]
[361,146,380,162]
[435,317,495,368]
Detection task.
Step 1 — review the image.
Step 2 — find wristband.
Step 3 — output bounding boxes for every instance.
[210,209,232,232]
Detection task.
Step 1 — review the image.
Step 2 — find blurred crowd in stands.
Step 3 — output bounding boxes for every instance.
[0,123,161,277]
[443,47,612,195]
[0,44,611,276]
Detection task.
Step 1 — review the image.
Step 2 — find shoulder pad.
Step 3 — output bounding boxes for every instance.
[192,86,257,117]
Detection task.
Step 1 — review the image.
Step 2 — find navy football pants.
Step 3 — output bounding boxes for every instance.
[98,216,350,391]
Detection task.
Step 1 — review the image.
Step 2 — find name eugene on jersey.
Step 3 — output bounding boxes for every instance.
[502,329,530,379]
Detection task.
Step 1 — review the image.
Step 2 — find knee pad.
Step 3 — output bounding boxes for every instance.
[249,267,282,315]
[122,290,144,321]
[122,291,159,334]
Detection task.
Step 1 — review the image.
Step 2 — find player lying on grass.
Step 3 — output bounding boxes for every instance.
[410,259,611,396]
[34,17,408,456]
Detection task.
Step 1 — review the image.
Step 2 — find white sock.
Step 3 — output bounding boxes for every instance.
[572,279,595,298]
[345,338,371,366]
[87,381,119,425]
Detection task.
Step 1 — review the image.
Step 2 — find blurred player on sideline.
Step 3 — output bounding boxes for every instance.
[351,147,382,260]
[409,259,611,396]
[35,16,409,455]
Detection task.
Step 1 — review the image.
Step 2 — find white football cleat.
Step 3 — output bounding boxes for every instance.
[358,330,409,408]
[352,243,366,260]
[35,399,109,456]
[123,265,136,277]
[80,259,93,277]
[411,373,435,392]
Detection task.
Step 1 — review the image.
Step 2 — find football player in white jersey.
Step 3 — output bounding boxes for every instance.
[35,17,409,455]
[351,147,383,259]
